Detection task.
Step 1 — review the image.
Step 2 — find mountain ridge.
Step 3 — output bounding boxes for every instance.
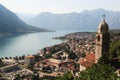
[0,4,50,37]
[27,9,120,30]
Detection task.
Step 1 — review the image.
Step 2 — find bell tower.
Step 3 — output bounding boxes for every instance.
[95,15,110,62]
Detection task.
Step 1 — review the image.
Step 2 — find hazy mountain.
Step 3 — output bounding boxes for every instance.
[27,9,120,30]
[0,4,49,36]
[16,13,35,22]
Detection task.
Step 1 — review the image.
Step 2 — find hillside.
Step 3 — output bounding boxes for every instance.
[0,4,49,36]
[27,9,120,30]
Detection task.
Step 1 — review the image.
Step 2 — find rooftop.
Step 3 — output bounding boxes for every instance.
[25,55,35,58]
[80,53,95,67]
[46,58,62,64]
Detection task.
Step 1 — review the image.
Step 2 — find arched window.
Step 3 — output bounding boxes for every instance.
[97,35,100,41]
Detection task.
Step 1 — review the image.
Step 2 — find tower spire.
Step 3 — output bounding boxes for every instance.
[102,14,106,22]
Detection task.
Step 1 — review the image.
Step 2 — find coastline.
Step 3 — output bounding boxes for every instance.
[0,31,95,58]
[0,30,74,58]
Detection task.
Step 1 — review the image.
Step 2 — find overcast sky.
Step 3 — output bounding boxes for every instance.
[0,0,120,14]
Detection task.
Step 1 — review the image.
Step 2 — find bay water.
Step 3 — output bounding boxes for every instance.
[0,30,79,57]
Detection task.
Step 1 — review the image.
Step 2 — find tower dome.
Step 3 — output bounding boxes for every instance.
[97,15,109,33]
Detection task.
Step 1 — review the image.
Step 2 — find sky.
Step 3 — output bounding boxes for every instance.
[0,0,120,14]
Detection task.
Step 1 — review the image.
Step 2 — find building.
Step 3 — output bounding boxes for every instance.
[0,63,19,72]
[35,58,75,72]
[25,55,35,65]
[79,53,95,71]
[95,15,110,62]
[79,16,110,71]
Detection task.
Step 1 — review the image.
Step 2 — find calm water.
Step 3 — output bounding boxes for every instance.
[0,30,79,57]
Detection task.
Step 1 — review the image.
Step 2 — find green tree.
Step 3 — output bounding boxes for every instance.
[44,54,52,58]
[69,51,77,59]
[56,71,74,80]
[80,52,86,57]
[98,52,110,64]
[0,59,3,67]
[14,74,20,80]
[21,55,25,60]
[5,57,8,59]
[76,63,117,80]
[110,40,120,60]
[109,40,120,69]
[27,64,34,71]
[30,74,41,80]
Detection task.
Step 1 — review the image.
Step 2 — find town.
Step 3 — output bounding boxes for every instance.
[0,18,120,80]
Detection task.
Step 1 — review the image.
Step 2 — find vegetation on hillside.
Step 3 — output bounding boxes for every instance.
[0,59,3,67]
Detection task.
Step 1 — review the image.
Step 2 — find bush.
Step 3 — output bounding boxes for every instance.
[76,63,117,80]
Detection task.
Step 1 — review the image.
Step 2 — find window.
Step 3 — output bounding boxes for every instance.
[97,35,100,41]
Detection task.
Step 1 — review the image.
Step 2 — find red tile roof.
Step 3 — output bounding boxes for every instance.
[80,53,95,67]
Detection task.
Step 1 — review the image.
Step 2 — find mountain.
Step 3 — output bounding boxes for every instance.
[16,13,35,22]
[0,4,49,36]
[27,9,120,30]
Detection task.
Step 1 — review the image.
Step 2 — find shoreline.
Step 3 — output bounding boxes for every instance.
[0,28,119,58]
[0,31,95,59]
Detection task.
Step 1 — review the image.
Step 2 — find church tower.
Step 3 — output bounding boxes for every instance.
[95,15,110,62]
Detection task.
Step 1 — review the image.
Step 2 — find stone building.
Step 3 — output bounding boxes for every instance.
[79,53,95,71]
[0,63,19,72]
[95,15,110,62]
[25,55,35,65]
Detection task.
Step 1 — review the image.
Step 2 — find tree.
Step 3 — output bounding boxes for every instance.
[76,63,117,80]
[30,74,41,80]
[80,52,86,57]
[110,40,120,60]
[98,52,110,64]
[14,74,20,80]
[44,54,51,58]
[0,59,3,67]
[18,56,22,60]
[21,55,25,60]
[69,51,77,59]
[5,57,8,59]
[27,64,34,71]
[56,71,74,80]
[58,64,117,80]
[109,40,120,69]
